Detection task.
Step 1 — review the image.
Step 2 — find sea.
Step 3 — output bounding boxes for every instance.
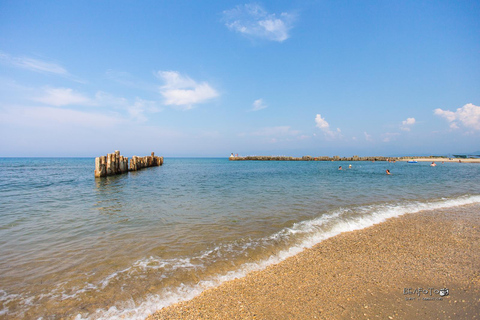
[0,157,479,319]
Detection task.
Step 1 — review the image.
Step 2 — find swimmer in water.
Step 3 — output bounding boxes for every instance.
[386,169,391,175]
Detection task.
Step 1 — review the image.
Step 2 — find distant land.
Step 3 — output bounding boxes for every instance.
[229,155,480,162]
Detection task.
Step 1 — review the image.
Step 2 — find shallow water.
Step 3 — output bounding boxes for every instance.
[0,158,479,319]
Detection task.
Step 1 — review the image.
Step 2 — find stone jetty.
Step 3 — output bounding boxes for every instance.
[95,151,163,178]
[229,155,397,161]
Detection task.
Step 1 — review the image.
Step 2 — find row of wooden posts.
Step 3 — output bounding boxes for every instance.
[95,150,163,178]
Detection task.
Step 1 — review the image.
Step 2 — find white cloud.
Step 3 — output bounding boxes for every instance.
[434,109,456,122]
[315,114,341,139]
[34,87,131,108]
[364,131,372,141]
[157,71,218,110]
[0,52,67,75]
[33,87,92,106]
[0,106,124,128]
[252,98,267,111]
[94,91,129,107]
[449,122,459,129]
[315,114,329,130]
[223,4,296,42]
[400,117,416,131]
[434,103,480,130]
[31,87,161,123]
[127,98,161,122]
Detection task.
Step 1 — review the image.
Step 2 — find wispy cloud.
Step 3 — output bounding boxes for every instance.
[222,3,296,42]
[33,87,92,106]
[400,117,416,131]
[252,98,267,111]
[315,114,341,139]
[0,52,67,75]
[127,98,162,122]
[0,52,85,83]
[434,103,480,130]
[105,69,158,92]
[0,105,124,128]
[93,91,129,107]
[157,71,218,110]
[31,86,161,122]
[382,132,400,142]
[364,131,372,141]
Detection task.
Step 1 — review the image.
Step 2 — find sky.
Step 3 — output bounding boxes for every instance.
[0,0,479,157]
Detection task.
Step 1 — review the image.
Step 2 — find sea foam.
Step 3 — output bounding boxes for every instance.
[79,194,480,320]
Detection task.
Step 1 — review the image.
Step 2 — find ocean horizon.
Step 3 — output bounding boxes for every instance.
[1,157,479,319]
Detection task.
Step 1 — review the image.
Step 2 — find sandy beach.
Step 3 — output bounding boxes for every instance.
[398,157,480,163]
[147,204,480,319]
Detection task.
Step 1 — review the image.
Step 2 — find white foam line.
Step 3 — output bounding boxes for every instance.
[76,194,480,319]
[100,267,132,289]
[0,307,8,317]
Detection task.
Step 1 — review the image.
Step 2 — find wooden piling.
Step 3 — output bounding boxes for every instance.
[94,156,107,178]
[95,151,162,178]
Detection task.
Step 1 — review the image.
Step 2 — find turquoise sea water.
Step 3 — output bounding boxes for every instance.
[0,158,479,319]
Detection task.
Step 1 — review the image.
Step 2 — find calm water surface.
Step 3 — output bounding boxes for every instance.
[0,158,479,319]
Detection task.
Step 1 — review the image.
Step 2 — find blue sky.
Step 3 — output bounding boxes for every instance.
[1,0,479,157]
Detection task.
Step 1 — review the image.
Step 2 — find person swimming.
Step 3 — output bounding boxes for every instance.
[386,169,391,175]
[430,162,436,167]
[338,166,342,170]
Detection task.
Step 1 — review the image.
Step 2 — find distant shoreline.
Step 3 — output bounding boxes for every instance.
[229,155,480,163]
[398,157,480,163]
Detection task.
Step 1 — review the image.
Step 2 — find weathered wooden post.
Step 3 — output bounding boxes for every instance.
[94,156,107,178]
[106,153,113,175]
[129,156,137,171]
[114,150,120,173]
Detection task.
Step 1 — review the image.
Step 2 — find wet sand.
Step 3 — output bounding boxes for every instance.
[147,204,480,319]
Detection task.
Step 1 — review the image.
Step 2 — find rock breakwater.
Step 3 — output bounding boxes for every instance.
[229,155,395,161]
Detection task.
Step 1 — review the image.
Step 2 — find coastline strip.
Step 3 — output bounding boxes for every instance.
[147,203,480,319]
[229,156,480,162]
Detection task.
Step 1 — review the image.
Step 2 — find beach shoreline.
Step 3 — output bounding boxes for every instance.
[147,204,480,319]
[398,157,480,163]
